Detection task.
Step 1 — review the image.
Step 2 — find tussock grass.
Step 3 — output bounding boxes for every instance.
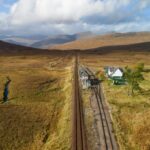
[103,72,150,150]
[0,55,73,150]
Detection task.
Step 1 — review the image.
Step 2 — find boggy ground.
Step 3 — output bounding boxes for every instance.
[0,54,73,150]
[80,49,150,150]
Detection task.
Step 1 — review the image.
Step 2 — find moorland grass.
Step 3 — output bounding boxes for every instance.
[80,51,150,150]
[0,55,73,150]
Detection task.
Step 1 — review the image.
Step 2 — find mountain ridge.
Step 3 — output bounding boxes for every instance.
[50,32,150,50]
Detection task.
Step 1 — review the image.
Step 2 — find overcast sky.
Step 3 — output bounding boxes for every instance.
[0,0,150,36]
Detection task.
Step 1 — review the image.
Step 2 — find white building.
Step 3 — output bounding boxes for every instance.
[106,67,124,78]
[79,69,91,89]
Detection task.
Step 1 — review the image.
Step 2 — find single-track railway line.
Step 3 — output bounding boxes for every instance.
[84,67,118,150]
[72,56,88,150]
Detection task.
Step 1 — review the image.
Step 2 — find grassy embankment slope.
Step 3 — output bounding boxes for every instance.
[80,47,150,150]
[0,43,73,150]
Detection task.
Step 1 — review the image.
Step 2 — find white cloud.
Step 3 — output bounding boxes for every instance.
[9,0,131,25]
[0,12,8,27]
[0,0,150,35]
[65,21,150,34]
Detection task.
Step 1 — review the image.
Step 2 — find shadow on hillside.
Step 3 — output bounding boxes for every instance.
[82,41,150,54]
[0,40,150,56]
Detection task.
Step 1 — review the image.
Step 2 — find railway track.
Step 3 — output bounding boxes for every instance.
[84,67,118,150]
[72,56,88,150]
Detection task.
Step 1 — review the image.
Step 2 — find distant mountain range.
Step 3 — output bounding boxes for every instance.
[0,31,150,56]
[0,31,93,49]
[50,32,150,50]
[1,31,150,50]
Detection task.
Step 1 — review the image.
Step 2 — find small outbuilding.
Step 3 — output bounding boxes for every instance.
[79,68,100,89]
[79,69,91,89]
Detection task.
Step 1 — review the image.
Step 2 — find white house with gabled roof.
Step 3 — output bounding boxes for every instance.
[105,67,124,78]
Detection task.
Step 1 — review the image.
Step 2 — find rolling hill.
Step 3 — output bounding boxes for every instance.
[31,32,93,48]
[0,35,45,47]
[0,32,93,49]
[0,40,56,56]
[31,34,77,48]
[50,32,150,50]
[0,40,39,55]
[3,38,37,47]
